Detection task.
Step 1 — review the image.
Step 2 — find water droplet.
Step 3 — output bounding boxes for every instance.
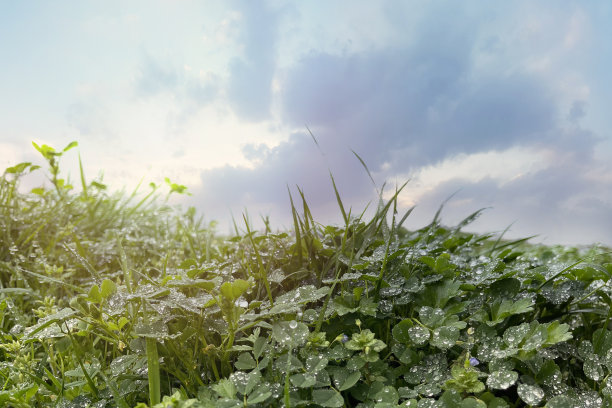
[517,383,544,405]
[289,320,298,329]
[408,326,429,345]
[486,370,518,390]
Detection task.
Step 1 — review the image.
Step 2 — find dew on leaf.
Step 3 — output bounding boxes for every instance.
[486,370,518,390]
[408,326,430,345]
[583,358,604,381]
[517,383,544,405]
[575,390,602,407]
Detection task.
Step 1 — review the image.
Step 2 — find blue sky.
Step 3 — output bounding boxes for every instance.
[1,1,612,245]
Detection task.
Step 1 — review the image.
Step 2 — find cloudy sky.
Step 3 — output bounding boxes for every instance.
[1,1,612,246]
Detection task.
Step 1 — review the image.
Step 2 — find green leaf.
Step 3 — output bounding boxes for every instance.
[419,306,446,328]
[253,337,267,360]
[100,279,117,299]
[521,322,548,351]
[212,379,236,399]
[23,308,77,340]
[460,398,487,408]
[392,319,414,343]
[234,353,257,370]
[5,162,32,174]
[503,323,530,348]
[290,373,316,388]
[517,383,544,406]
[593,328,612,355]
[312,389,344,407]
[63,141,78,152]
[247,386,271,404]
[328,367,361,391]
[488,278,521,298]
[486,370,518,390]
[488,298,534,325]
[371,386,398,404]
[421,280,462,308]
[358,296,378,316]
[419,256,435,269]
[220,279,250,301]
[408,325,430,345]
[545,321,572,345]
[305,355,328,373]
[545,395,574,408]
[272,321,309,349]
[332,296,359,316]
[88,285,102,303]
[431,326,459,349]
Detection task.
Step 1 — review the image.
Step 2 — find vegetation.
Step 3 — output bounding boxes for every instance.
[1,142,612,407]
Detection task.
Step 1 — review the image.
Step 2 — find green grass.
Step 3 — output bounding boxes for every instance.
[1,142,612,407]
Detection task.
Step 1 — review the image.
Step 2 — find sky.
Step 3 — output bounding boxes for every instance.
[1,1,612,246]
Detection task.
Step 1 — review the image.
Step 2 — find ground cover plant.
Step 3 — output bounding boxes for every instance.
[1,142,612,408]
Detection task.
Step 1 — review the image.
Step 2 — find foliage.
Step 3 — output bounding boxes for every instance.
[1,143,612,407]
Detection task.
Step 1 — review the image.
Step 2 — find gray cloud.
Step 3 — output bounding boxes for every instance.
[187,3,611,245]
[408,156,612,246]
[225,0,280,121]
[191,131,376,230]
[135,53,179,98]
[280,51,558,172]
[134,52,219,105]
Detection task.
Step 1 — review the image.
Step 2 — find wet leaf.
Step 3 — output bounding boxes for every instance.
[312,389,344,407]
[212,379,236,399]
[517,383,544,406]
[271,321,309,349]
[486,370,518,390]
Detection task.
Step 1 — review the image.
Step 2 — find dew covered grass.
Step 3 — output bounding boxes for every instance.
[1,142,612,407]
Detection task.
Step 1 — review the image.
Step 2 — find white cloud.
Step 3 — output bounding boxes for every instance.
[395,147,550,207]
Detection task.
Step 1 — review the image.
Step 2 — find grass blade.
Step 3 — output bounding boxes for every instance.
[146,338,161,406]
[351,149,377,193]
[329,172,348,225]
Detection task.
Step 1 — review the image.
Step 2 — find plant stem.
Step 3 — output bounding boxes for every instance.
[146,338,161,406]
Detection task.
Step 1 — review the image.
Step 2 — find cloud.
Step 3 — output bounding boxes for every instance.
[135,53,179,97]
[280,49,560,173]
[225,0,280,121]
[66,98,115,140]
[407,153,612,246]
[185,2,611,245]
[191,131,376,228]
[134,52,219,106]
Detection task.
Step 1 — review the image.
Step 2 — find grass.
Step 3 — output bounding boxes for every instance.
[1,141,612,407]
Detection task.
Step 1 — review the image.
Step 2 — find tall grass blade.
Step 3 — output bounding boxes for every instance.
[146,338,161,406]
[351,149,377,193]
[306,125,324,157]
[287,186,303,266]
[397,205,415,230]
[488,222,515,256]
[329,172,348,225]
[78,153,88,200]
[454,207,489,232]
[116,238,132,293]
[62,243,101,281]
[243,214,274,305]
